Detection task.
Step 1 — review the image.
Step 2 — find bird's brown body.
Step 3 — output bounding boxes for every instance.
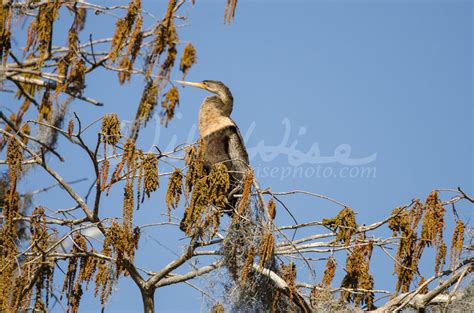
[202,123,248,189]
[177,80,249,212]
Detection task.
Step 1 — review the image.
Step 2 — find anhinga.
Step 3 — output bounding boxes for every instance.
[175,80,249,213]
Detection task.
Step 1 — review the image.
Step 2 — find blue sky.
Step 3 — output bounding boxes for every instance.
[4,0,473,312]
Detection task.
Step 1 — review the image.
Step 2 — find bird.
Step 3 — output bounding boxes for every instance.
[175,80,249,214]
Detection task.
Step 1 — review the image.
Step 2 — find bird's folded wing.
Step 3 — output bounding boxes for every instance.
[227,127,250,178]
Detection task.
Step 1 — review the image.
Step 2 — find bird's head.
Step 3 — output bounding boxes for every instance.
[175,79,234,116]
[175,79,231,96]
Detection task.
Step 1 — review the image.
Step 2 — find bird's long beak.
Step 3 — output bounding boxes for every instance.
[175,80,206,90]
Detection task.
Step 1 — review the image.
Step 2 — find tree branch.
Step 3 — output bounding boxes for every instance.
[375,259,473,312]
[154,260,223,288]
[252,264,312,313]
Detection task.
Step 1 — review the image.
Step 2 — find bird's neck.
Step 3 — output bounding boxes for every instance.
[199,99,235,138]
[216,89,233,112]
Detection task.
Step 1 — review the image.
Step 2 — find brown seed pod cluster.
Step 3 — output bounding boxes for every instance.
[30,207,50,253]
[67,59,86,92]
[340,238,374,310]
[450,220,465,269]
[36,0,61,62]
[0,113,14,150]
[67,23,79,59]
[101,113,121,146]
[110,138,135,186]
[417,276,429,294]
[123,180,135,229]
[160,86,179,126]
[56,58,71,95]
[39,88,52,122]
[184,140,205,192]
[146,0,177,78]
[1,188,20,236]
[62,233,97,313]
[0,4,12,63]
[94,252,115,305]
[234,169,254,219]
[180,164,230,241]
[322,256,336,288]
[421,191,446,273]
[55,7,86,96]
[134,150,144,206]
[388,206,411,235]
[421,191,446,245]
[211,303,225,313]
[0,187,20,304]
[67,119,75,137]
[20,123,30,145]
[127,0,200,133]
[109,0,142,62]
[159,22,177,81]
[258,232,275,268]
[389,203,423,293]
[142,153,159,198]
[55,11,85,96]
[33,258,54,312]
[180,178,208,234]
[100,159,110,191]
[281,262,297,301]
[108,221,141,266]
[271,262,297,312]
[207,164,231,208]
[7,137,22,182]
[24,19,37,54]
[322,207,357,246]
[267,198,276,220]
[135,80,158,128]
[94,222,140,306]
[118,14,143,84]
[112,142,158,217]
[179,43,197,79]
[224,0,238,24]
[165,168,183,216]
[388,192,449,294]
[240,246,256,287]
[100,136,160,221]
